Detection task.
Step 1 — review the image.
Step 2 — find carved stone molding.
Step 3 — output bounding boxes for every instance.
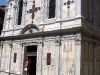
[23,1,27,6]
[9,41,13,48]
[54,36,61,46]
[75,40,81,46]
[38,41,43,45]
[75,35,81,45]
[20,41,39,47]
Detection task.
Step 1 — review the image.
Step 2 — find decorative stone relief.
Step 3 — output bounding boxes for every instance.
[60,41,75,75]
[62,0,75,19]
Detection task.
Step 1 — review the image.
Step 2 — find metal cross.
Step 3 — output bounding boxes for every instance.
[27,1,40,23]
[64,0,74,18]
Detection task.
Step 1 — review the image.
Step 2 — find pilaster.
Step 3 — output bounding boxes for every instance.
[7,41,13,73]
[21,1,27,27]
[75,36,81,75]
[40,0,45,24]
[13,4,17,30]
[37,41,43,75]
[75,0,81,17]
[44,0,47,22]
[54,37,60,75]
[56,0,61,21]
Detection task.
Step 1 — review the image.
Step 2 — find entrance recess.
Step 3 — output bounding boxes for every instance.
[25,45,37,75]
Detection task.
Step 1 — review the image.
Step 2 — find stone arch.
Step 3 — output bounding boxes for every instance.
[20,24,40,35]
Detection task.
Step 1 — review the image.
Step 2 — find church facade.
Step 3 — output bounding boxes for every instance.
[0,0,100,75]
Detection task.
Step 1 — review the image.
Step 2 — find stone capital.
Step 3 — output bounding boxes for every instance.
[74,35,81,45]
[54,36,61,46]
[9,41,13,48]
[37,41,44,45]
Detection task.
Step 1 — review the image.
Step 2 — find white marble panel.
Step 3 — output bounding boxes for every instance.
[60,41,75,75]
[1,44,10,71]
[42,42,55,75]
[10,43,21,72]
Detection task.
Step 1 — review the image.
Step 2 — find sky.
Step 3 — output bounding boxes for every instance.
[0,0,6,5]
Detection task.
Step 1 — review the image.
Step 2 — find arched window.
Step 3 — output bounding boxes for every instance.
[48,0,56,18]
[17,0,23,25]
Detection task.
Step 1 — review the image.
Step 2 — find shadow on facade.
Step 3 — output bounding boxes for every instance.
[0,5,5,35]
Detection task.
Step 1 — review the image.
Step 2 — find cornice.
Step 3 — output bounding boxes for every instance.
[0,27,81,40]
[0,26,100,41]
